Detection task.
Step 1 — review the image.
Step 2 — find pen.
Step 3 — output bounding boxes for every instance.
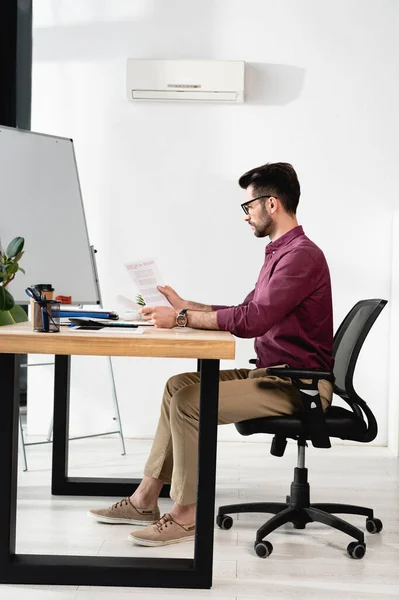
[42,306,48,331]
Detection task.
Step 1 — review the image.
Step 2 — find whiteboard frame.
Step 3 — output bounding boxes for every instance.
[0,125,100,305]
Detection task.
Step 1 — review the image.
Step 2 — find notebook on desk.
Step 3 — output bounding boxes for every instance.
[69,318,153,330]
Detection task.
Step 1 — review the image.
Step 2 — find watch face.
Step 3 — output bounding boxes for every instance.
[177,314,187,326]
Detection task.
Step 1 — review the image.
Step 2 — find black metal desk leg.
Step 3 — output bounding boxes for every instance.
[194,358,220,588]
[51,355,71,495]
[0,354,20,578]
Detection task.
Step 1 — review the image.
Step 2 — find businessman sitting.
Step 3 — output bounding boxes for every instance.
[89,162,334,547]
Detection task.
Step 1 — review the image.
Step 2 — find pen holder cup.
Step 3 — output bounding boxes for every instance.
[32,300,61,333]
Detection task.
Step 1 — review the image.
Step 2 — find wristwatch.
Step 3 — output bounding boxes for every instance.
[176,308,188,327]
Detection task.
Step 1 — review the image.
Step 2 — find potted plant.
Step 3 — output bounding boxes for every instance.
[0,237,28,326]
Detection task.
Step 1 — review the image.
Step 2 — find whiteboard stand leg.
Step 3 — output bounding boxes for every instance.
[90,244,126,456]
[44,359,126,454]
[19,412,28,472]
[108,357,126,456]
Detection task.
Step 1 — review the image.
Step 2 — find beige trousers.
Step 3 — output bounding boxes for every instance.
[144,367,333,505]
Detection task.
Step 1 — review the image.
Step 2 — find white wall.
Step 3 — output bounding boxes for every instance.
[28,0,398,445]
[388,211,399,455]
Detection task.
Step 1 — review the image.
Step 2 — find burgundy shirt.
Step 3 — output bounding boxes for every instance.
[212,226,334,371]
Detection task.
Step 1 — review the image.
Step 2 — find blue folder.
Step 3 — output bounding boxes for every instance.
[58,310,118,320]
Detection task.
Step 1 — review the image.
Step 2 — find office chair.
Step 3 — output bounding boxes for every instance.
[217,299,387,560]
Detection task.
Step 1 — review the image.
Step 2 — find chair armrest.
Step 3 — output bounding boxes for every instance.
[265,367,334,383]
[248,358,257,365]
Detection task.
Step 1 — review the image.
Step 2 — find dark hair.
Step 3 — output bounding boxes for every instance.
[238,162,300,214]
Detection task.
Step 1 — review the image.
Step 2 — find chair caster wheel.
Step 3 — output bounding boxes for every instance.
[216,514,233,530]
[286,495,291,504]
[347,541,366,559]
[254,540,273,558]
[366,518,383,534]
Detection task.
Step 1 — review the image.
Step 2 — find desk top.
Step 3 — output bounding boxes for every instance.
[0,322,235,360]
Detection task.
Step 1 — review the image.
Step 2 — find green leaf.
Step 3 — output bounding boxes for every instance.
[4,288,15,310]
[0,304,29,326]
[6,237,24,259]
[9,303,28,323]
[0,273,5,283]
[14,250,24,262]
[0,286,5,311]
[0,287,13,310]
[0,310,14,326]
[18,267,26,274]
[7,262,19,276]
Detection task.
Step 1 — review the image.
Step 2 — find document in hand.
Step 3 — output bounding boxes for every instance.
[125,258,172,307]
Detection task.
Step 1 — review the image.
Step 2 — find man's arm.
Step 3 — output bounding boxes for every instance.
[158,285,212,311]
[189,291,255,313]
[211,288,255,312]
[186,309,219,329]
[180,288,257,322]
[140,285,257,329]
[185,301,213,312]
[158,284,255,313]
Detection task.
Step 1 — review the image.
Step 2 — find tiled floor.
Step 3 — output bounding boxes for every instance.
[1,436,398,599]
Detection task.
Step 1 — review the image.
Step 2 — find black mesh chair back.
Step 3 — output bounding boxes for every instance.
[333,299,387,398]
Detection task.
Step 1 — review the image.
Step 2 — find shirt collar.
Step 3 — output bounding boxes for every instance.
[265,225,304,255]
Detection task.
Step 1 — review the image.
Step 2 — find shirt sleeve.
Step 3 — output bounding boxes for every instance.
[215,250,319,338]
[211,288,255,312]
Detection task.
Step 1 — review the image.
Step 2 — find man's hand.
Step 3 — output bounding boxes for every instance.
[157,285,186,311]
[139,305,177,328]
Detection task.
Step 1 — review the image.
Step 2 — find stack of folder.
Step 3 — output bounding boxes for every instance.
[58,307,119,322]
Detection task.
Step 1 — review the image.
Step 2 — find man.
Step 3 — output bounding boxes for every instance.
[89,162,334,547]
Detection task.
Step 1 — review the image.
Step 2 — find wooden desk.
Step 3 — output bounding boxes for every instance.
[0,322,235,589]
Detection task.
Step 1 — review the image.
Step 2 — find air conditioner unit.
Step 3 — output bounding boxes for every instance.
[126,59,245,103]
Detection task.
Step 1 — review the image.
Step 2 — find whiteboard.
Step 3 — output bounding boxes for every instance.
[0,126,99,304]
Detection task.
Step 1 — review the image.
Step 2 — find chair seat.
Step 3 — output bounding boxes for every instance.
[235,406,368,442]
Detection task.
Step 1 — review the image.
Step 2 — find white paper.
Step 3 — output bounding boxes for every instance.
[125,258,171,307]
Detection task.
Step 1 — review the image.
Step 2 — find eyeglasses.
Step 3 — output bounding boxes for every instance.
[241,195,272,215]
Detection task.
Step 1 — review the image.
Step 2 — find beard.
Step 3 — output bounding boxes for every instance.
[251,209,274,238]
